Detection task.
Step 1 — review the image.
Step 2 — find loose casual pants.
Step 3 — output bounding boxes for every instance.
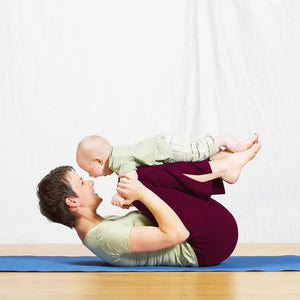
[134,160,238,267]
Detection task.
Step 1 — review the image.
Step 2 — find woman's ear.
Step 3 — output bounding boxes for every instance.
[65,197,79,208]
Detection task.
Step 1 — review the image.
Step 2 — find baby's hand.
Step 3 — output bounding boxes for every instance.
[215,134,245,152]
[111,193,125,207]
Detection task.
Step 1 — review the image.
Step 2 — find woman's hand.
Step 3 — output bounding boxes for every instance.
[117,172,190,253]
[116,172,146,205]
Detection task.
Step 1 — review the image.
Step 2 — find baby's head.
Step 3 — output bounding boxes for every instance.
[76,135,113,178]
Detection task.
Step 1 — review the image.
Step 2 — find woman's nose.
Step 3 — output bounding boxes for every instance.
[89,180,94,187]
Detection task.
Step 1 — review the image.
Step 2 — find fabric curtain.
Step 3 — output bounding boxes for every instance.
[173,0,300,242]
[0,0,299,242]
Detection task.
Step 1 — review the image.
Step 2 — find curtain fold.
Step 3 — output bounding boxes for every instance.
[0,0,299,242]
[173,0,300,242]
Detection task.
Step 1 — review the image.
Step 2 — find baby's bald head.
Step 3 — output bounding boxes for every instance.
[76,135,112,176]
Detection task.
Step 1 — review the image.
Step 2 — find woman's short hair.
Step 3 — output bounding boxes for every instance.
[37,166,78,229]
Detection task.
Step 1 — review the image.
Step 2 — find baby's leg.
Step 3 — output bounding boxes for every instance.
[165,134,219,162]
[214,133,259,152]
[210,134,259,161]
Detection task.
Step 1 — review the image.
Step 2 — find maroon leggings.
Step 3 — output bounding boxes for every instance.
[134,160,238,267]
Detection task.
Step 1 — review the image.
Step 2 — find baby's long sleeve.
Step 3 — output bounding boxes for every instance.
[109,136,173,175]
[110,159,138,176]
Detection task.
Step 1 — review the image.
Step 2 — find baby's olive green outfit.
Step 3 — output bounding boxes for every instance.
[109,134,219,175]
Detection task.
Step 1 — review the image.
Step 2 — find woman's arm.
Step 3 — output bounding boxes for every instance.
[117,174,190,253]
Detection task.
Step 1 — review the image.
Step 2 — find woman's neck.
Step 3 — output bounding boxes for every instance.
[75,213,103,242]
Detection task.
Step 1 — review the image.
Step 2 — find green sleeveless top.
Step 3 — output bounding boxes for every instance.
[83,211,198,267]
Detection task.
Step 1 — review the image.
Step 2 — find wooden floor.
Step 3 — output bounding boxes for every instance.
[0,244,299,300]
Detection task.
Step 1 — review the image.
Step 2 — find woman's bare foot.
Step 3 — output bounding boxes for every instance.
[220,141,261,184]
[209,150,231,161]
[210,133,259,161]
[184,140,261,184]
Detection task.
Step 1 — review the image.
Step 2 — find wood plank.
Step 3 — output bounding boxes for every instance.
[1,272,299,300]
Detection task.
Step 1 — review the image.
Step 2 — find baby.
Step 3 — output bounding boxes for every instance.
[76,134,245,207]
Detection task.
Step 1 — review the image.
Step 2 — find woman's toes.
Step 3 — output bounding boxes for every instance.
[253,141,262,152]
[247,140,261,160]
[223,139,261,184]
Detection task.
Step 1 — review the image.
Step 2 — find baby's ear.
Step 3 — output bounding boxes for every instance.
[95,158,104,165]
[65,197,79,208]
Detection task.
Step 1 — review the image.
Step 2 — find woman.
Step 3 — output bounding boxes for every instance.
[37,135,261,267]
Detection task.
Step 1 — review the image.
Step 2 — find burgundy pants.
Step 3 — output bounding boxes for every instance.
[134,160,238,267]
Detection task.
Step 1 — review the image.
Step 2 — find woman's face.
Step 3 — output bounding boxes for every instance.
[67,171,103,208]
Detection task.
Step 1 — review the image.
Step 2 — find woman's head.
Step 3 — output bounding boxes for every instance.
[37,166,78,229]
[37,166,103,229]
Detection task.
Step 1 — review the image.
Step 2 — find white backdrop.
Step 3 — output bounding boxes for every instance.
[0,0,299,243]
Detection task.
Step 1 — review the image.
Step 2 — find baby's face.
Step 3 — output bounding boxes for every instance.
[81,159,112,178]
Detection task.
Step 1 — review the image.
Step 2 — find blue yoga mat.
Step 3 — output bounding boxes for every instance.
[0,255,299,272]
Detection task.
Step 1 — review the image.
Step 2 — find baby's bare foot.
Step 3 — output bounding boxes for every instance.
[222,141,261,184]
[238,133,259,150]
